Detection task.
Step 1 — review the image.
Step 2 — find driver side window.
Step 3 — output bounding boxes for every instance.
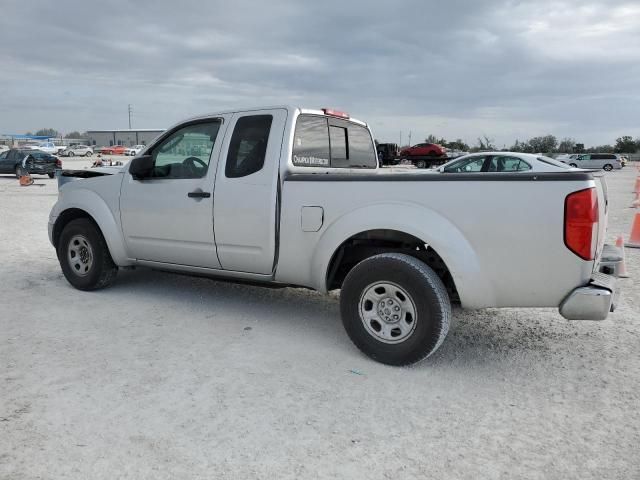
[443,156,485,172]
[151,120,221,179]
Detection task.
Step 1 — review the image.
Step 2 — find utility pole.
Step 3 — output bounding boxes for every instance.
[128,104,132,129]
[408,131,412,147]
[400,131,402,147]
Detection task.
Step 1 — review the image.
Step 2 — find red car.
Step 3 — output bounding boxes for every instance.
[99,145,127,155]
[399,143,446,158]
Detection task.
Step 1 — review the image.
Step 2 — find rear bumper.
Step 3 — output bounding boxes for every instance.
[559,245,621,321]
[28,164,56,174]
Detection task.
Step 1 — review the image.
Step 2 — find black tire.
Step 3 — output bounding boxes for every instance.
[569,163,578,168]
[86,151,92,157]
[48,172,55,178]
[415,159,427,169]
[57,218,118,291]
[340,253,451,366]
[603,164,613,171]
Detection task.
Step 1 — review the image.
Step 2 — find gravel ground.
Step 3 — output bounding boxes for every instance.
[1,159,639,479]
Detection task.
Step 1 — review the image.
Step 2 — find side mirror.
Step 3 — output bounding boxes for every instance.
[129,155,153,180]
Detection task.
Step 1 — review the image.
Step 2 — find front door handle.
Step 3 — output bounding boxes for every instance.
[188,190,211,198]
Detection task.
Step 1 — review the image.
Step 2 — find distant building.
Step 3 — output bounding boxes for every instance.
[86,129,164,147]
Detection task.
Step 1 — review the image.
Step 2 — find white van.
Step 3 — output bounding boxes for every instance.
[567,153,622,171]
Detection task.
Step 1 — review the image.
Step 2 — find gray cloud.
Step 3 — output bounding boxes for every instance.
[1,0,638,146]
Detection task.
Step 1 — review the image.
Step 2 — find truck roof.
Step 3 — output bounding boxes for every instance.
[178,105,368,128]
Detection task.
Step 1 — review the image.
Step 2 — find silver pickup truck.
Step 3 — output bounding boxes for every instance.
[49,106,621,365]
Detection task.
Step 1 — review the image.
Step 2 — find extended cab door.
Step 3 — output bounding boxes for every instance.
[213,108,287,274]
[119,117,229,268]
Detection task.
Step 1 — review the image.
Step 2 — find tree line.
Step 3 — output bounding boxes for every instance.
[24,128,87,139]
[411,134,640,154]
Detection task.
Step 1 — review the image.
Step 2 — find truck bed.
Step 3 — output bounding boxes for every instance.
[276,170,599,309]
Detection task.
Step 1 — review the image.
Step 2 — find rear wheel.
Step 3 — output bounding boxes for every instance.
[603,164,613,171]
[340,253,451,366]
[57,218,118,291]
[569,163,578,168]
[415,159,427,169]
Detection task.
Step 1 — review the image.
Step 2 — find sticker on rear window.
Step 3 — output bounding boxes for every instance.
[293,155,329,166]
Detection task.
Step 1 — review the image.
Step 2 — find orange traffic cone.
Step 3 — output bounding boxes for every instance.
[615,235,630,277]
[19,174,34,186]
[628,213,640,248]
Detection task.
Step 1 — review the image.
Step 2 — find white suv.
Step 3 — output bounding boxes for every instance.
[125,145,146,156]
[567,153,622,171]
[63,145,93,157]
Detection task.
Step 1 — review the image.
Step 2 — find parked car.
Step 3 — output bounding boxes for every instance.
[563,153,622,171]
[399,143,447,168]
[99,145,127,155]
[400,143,446,158]
[49,106,620,366]
[0,148,60,177]
[125,145,146,156]
[436,152,574,173]
[27,142,66,155]
[62,145,93,157]
[0,145,9,154]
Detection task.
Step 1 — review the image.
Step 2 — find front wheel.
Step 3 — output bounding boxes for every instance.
[603,164,613,171]
[415,159,427,169]
[57,218,118,291]
[340,253,451,366]
[85,151,92,157]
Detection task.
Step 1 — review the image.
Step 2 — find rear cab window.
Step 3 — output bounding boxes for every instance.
[293,114,377,169]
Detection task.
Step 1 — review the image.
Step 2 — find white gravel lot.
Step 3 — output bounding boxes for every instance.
[1,158,639,479]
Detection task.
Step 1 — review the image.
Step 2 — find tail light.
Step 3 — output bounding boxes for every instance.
[56,158,62,168]
[564,187,598,260]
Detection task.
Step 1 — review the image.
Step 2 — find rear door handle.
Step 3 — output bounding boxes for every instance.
[188,190,211,198]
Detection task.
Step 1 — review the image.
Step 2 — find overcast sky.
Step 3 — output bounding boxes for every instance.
[1,0,639,147]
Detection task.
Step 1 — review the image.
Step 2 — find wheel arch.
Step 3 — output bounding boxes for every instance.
[310,203,495,309]
[52,191,131,266]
